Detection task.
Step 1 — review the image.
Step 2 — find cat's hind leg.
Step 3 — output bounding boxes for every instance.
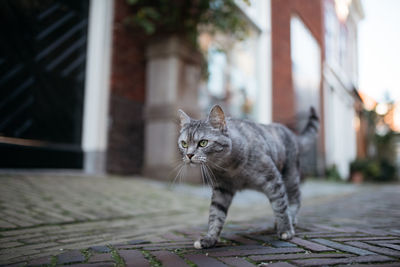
[260,158,295,240]
[286,180,301,226]
[282,167,301,227]
[194,186,234,249]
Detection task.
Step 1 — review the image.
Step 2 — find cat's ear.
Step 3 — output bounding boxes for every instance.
[178,109,191,128]
[208,105,226,131]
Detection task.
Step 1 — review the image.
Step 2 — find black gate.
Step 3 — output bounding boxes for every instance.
[0,0,89,169]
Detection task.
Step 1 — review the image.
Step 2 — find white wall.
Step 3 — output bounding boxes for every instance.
[233,0,272,124]
[323,68,357,179]
[81,0,114,173]
[255,0,272,124]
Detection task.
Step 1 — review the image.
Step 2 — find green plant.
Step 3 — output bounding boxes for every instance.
[378,158,397,182]
[125,0,251,46]
[325,164,342,181]
[350,158,397,182]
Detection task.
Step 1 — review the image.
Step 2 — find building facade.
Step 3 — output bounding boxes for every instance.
[322,0,364,178]
[271,0,364,178]
[0,0,364,180]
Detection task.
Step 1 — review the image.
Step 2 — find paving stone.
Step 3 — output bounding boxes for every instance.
[0,220,17,228]
[0,242,59,254]
[1,175,400,266]
[3,251,57,266]
[127,239,150,245]
[3,262,29,267]
[299,232,368,238]
[145,244,195,250]
[185,254,228,267]
[346,241,400,257]
[219,257,256,267]
[249,252,352,262]
[290,237,334,252]
[221,234,261,245]
[333,237,398,242]
[88,253,113,263]
[369,240,400,245]
[57,250,85,265]
[118,250,150,267]
[207,247,304,257]
[376,243,400,251]
[263,263,296,267]
[312,238,376,255]
[244,235,297,247]
[147,236,167,242]
[358,229,394,236]
[186,245,266,253]
[0,241,23,249]
[337,264,400,267]
[311,224,360,233]
[152,250,190,267]
[161,233,190,241]
[64,264,113,267]
[291,255,393,266]
[115,241,193,249]
[89,245,111,253]
[26,255,52,266]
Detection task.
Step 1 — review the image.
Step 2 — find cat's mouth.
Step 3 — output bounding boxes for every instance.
[183,158,204,166]
[187,160,200,166]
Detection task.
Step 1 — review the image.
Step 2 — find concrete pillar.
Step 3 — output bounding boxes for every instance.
[82,0,113,174]
[144,36,203,181]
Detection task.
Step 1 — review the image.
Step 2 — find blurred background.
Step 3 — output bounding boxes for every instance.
[0,0,399,184]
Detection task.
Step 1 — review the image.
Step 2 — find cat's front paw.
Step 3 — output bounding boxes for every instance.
[279,230,295,240]
[276,220,295,240]
[194,236,217,249]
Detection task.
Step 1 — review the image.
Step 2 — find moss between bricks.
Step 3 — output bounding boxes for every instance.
[109,246,125,267]
[244,256,257,265]
[80,248,91,263]
[174,248,197,267]
[50,255,57,267]
[142,250,162,267]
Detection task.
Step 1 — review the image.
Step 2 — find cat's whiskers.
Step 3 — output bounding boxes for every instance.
[179,164,187,184]
[169,162,186,188]
[168,161,183,175]
[200,164,207,187]
[200,163,207,186]
[202,163,217,188]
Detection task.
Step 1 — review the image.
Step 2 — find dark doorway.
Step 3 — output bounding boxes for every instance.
[0,0,89,169]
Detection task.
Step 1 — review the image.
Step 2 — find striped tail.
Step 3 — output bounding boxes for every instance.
[298,107,319,152]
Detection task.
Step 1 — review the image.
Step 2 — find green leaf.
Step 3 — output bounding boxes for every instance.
[126,0,139,5]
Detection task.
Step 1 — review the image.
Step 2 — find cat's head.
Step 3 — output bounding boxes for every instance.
[177,105,232,165]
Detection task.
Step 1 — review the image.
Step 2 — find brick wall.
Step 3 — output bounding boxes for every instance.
[271,0,324,124]
[106,0,147,174]
[271,0,325,172]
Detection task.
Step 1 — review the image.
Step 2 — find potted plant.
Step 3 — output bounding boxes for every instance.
[350,159,367,184]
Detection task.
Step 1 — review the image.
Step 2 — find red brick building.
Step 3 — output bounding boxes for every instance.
[271,0,325,174]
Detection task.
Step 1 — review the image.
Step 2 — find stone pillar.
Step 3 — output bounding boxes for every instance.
[144,36,203,181]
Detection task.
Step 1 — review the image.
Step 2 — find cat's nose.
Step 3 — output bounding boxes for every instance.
[187,154,194,160]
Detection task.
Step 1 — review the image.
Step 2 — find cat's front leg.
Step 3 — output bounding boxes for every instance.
[194,187,234,249]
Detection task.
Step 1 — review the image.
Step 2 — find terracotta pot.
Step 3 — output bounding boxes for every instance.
[351,171,364,184]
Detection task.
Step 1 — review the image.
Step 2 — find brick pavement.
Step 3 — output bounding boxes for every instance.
[0,174,399,266]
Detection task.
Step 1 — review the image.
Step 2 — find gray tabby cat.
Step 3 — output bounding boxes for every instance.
[177,105,319,249]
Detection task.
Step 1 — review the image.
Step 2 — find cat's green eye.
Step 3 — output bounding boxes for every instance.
[181,141,188,148]
[199,140,208,147]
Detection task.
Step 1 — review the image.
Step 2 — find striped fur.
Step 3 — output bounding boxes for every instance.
[178,105,319,249]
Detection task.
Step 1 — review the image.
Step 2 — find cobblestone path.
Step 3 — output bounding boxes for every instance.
[0,174,399,266]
